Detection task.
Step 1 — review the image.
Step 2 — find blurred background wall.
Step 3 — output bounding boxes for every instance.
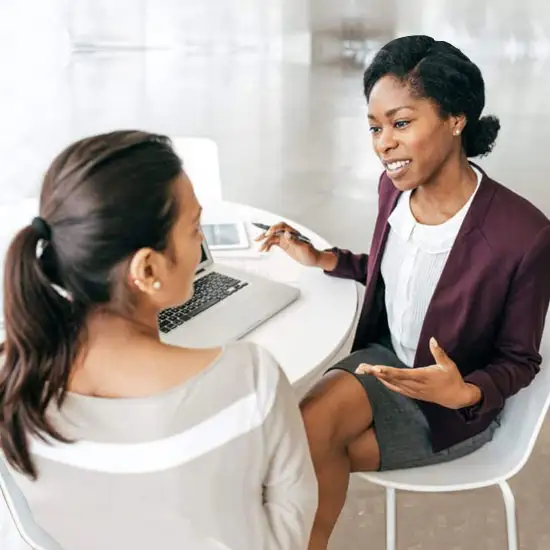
[1,0,549,225]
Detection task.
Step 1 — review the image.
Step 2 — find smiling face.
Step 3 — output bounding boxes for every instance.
[367,75,466,192]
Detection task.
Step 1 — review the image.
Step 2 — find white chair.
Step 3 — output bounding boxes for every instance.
[0,458,64,549]
[171,137,223,204]
[356,316,550,550]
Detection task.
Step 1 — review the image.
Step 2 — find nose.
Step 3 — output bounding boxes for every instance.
[374,127,398,156]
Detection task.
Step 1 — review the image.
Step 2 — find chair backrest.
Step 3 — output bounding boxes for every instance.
[0,458,64,549]
[171,137,222,204]
[482,311,550,477]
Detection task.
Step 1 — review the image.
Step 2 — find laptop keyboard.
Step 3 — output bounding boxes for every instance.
[158,271,248,334]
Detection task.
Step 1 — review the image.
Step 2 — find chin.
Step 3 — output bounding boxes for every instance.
[388,175,420,193]
[385,161,425,193]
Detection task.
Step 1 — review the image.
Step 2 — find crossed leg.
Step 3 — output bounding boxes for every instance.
[300,370,381,550]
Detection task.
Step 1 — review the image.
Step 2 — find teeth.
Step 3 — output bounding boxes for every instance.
[387,160,411,171]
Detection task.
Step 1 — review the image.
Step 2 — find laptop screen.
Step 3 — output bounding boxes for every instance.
[200,243,208,264]
[196,240,212,273]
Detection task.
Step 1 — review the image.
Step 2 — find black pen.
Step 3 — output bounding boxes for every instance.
[252,222,312,245]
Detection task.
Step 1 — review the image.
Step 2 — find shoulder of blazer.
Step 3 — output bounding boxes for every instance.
[469,165,549,246]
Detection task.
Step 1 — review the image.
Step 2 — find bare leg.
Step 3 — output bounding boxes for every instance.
[300,371,380,550]
[347,427,381,472]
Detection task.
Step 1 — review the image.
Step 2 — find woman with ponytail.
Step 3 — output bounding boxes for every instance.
[257,35,550,549]
[0,131,317,550]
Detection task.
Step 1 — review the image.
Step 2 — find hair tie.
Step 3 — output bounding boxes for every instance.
[31,217,52,241]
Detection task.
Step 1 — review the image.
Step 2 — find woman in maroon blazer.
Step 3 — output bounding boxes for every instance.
[258,35,550,549]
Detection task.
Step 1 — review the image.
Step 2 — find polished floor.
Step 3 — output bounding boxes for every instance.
[1,1,550,549]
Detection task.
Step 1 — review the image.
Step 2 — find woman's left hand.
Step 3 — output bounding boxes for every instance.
[356,338,482,409]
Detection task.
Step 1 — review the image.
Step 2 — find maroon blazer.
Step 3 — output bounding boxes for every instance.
[328,166,550,452]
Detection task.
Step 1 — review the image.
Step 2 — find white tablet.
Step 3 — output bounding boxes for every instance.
[201,222,250,250]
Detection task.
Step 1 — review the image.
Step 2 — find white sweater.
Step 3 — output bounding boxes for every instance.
[3,342,317,550]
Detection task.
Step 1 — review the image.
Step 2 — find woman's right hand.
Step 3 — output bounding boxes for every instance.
[255,222,321,267]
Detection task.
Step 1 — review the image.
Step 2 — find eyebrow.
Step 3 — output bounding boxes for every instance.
[368,106,415,120]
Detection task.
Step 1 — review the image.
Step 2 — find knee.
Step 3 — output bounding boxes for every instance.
[299,371,346,427]
[299,374,340,450]
[299,370,372,448]
[299,388,328,437]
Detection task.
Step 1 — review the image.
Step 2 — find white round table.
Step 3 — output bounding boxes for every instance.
[203,201,360,397]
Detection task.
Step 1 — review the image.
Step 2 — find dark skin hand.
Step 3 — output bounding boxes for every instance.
[255,221,338,271]
[356,337,483,409]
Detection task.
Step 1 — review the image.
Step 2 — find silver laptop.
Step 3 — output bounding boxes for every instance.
[158,239,299,348]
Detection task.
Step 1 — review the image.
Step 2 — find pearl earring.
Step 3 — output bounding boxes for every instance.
[454,130,461,136]
[152,281,161,290]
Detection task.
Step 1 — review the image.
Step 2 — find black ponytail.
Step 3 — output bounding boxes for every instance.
[0,226,85,479]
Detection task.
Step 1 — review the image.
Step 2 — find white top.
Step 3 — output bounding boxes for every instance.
[380,166,483,366]
[4,342,317,550]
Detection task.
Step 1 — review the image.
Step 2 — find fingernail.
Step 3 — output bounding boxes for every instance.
[284,231,291,239]
[430,337,438,348]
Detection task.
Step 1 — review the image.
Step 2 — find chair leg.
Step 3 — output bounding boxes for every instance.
[386,487,396,550]
[499,481,518,550]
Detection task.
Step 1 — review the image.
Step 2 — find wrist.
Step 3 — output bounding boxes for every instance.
[457,383,483,409]
[316,250,338,272]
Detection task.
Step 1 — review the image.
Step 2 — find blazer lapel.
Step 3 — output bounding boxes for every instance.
[413,172,498,367]
[365,184,400,302]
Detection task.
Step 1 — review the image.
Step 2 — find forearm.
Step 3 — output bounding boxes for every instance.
[459,359,540,421]
[262,367,318,549]
[263,471,318,550]
[459,225,550,421]
[320,247,369,283]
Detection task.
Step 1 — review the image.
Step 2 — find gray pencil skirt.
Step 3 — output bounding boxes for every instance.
[326,344,501,471]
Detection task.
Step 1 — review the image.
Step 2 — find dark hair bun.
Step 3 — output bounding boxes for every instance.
[463,115,500,158]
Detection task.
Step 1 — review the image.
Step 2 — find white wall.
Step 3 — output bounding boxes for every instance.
[0,0,309,205]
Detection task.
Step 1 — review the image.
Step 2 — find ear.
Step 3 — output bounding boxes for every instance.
[450,114,467,137]
[128,248,162,294]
